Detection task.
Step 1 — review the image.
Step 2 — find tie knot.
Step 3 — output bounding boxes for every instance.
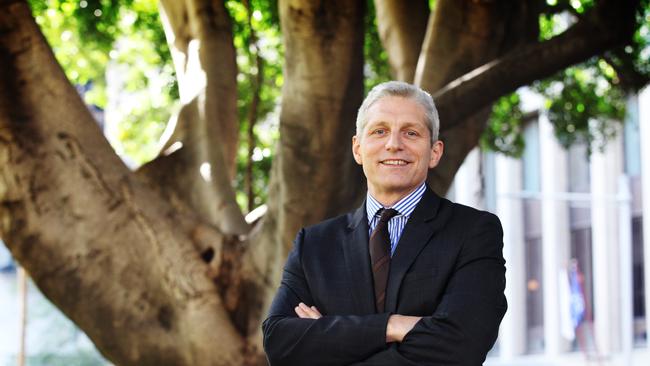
[378,208,399,223]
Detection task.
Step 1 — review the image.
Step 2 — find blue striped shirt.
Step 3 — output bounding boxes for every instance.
[366,183,426,256]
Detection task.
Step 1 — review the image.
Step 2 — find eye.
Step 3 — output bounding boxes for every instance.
[371,128,386,136]
[405,130,419,137]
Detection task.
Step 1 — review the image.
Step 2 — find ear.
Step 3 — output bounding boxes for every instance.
[428,140,444,169]
[352,135,362,165]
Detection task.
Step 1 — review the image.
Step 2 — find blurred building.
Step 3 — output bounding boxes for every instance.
[451,87,650,365]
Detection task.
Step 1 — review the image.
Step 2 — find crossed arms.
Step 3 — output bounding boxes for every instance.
[262,212,506,366]
[294,302,421,343]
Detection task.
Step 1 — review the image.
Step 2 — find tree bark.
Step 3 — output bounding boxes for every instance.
[137,0,249,235]
[416,0,637,194]
[416,0,540,93]
[373,0,429,81]
[222,0,369,356]
[433,0,640,132]
[0,1,247,364]
[269,0,367,253]
[158,0,240,173]
[412,0,541,194]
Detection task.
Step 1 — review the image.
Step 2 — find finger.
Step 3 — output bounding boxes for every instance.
[299,302,316,317]
[310,306,322,316]
[295,303,316,319]
[299,303,320,319]
[295,305,308,318]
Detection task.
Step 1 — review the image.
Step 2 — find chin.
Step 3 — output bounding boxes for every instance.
[378,182,414,194]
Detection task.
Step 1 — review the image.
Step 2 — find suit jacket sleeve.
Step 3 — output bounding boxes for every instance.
[262,228,391,366]
[351,212,507,366]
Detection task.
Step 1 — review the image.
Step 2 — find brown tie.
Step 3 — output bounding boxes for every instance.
[369,208,398,313]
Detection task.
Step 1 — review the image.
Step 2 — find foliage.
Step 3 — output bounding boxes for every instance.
[602,0,650,92]
[29,0,284,211]
[483,0,650,156]
[226,0,282,211]
[29,0,175,164]
[363,0,391,91]
[481,93,526,157]
[30,0,111,107]
[534,61,627,152]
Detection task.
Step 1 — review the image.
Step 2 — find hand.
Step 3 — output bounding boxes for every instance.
[386,314,422,343]
[294,302,322,319]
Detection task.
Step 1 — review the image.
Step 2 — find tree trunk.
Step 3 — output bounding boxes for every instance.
[414,0,540,194]
[137,0,249,235]
[431,0,639,131]
[0,1,248,365]
[373,0,429,81]
[221,0,369,356]
[269,0,367,253]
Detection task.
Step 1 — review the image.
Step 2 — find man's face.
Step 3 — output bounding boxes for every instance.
[352,96,443,202]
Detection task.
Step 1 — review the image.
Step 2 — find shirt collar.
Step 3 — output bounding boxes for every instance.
[366,182,427,222]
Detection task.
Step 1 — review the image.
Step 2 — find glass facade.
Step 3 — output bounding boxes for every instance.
[633,216,646,345]
[481,91,649,364]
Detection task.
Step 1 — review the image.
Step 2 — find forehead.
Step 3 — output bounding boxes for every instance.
[365,96,427,128]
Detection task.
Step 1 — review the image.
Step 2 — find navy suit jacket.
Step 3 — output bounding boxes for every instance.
[262,187,507,365]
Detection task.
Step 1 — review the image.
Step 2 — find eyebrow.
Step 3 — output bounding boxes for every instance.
[400,122,426,129]
[367,121,426,130]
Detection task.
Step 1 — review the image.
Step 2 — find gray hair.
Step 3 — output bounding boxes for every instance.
[355,81,439,143]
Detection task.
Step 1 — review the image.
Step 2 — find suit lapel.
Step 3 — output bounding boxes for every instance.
[385,188,448,312]
[342,202,376,314]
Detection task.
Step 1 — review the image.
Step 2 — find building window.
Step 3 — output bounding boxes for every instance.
[524,196,544,354]
[482,151,497,213]
[522,122,540,193]
[525,231,544,354]
[632,216,646,345]
[624,96,641,177]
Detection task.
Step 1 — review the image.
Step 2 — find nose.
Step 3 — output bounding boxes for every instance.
[385,131,403,151]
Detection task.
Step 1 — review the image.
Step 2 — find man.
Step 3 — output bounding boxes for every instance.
[262,81,506,365]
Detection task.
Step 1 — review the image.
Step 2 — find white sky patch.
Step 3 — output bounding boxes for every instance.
[200,162,212,182]
[163,141,183,156]
[253,10,263,21]
[252,147,264,162]
[60,30,72,41]
[121,11,137,27]
[641,48,650,63]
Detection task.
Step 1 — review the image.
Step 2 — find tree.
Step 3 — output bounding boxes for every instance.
[0,0,647,364]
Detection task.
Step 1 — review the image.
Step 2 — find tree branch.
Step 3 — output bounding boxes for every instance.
[152,0,250,234]
[0,2,246,364]
[434,0,640,132]
[373,0,429,81]
[137,97,250,236]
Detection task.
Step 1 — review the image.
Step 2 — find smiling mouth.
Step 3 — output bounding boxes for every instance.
[380,159,409,166]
